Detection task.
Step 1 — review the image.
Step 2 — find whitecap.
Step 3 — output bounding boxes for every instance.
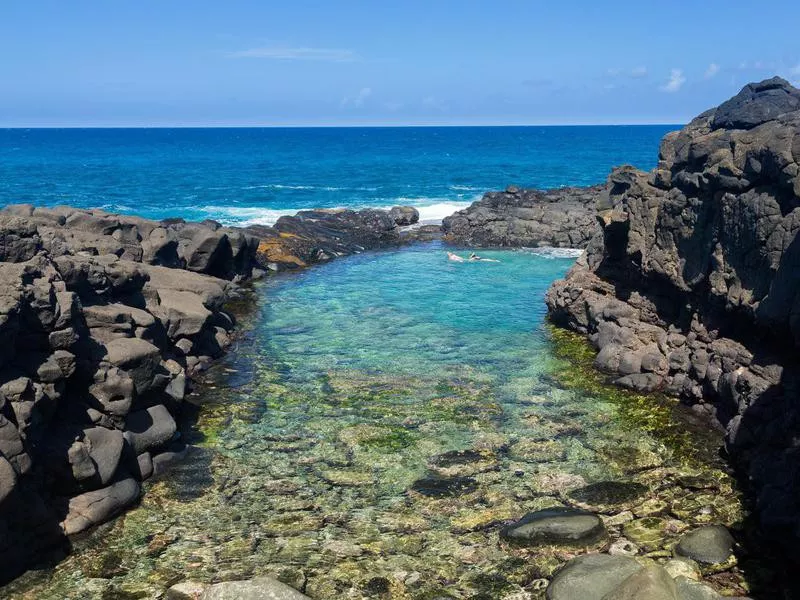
[192,196,477,228]
[521,247,584,259]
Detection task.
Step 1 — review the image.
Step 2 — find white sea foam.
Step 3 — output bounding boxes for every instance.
[240,184,379,192]
[521,247,584,259]
[197,198,476,227]
[413,201,473,223]
[195,205,303,227]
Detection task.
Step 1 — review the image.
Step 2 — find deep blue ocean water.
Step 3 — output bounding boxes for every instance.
[0,126,674,225]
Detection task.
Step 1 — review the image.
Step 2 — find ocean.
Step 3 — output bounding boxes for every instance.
[0,125,675,225]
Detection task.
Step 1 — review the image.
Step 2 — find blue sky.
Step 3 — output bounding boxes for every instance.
[2,0,799,127]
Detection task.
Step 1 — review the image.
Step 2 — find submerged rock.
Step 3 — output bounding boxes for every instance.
[568,481,648,509]
[167,577,311,599]
[409,475,478,498]
[675,526,735,565]
[428,449,498,477]
[500,507,607,547]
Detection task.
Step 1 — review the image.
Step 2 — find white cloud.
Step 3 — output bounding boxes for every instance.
[790,64,800,76]
[629,67,648,78]
[341,87,372,108]
[704,63,720,79]
[228,47,358,62]
[660,69,686,93]
[383,101,405,111]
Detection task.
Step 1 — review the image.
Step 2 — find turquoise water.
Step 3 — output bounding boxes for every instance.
[3,243,746,599]
[0,126,674,225]
[260,243,566,379]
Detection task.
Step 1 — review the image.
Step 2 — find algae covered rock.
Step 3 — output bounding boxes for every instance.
[500,507,607,547]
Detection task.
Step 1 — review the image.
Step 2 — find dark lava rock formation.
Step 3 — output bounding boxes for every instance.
[0,205,262,583]
[246,205,425,270]
[442,184,602,248]
[545,77,800,557]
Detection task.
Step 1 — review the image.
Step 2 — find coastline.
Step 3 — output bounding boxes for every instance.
[4,79,798,596]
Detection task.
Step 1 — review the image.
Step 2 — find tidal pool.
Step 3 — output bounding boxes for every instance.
[5,242,750,599]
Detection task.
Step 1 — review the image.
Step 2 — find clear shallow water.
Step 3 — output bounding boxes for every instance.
[0,126,674,225]
[4,244,747,599]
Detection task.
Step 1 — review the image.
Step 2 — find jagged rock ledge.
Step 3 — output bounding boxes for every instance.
[545,77,800,559]
[442,184,603,248]
[0,202,421,584]
[245,204,437,270]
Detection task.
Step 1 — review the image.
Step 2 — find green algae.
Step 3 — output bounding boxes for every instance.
[545,324,710,463]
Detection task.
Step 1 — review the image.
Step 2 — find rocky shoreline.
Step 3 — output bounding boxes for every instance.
[0,202,423,585]
[442,184,602,249]
[5,80,799,598]
[546,77,800,570]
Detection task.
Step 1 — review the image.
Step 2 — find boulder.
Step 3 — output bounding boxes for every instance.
[546,553,643,600]
[674,577,723,600]
[675,526,735,565]
[388,205,420,226]
[153,289,212,339]
[0,455,18,503]
[89,368,136,417]
[83,426,125,486]
[102,337,161,394]
[60,477,140,535]
[712,77,800,130]
[123,404,177,455]
[500,507,607,546]
[546,77,800,561]
[601,565,677,600]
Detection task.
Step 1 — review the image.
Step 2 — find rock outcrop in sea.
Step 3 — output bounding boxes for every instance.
[246,205,423,270]
[546,77,800,557]
[0,202,419,584]
[442,184,602,248]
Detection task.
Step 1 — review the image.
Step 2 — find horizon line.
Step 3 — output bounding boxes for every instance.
[0,121,686,130]
[0,122,686,131]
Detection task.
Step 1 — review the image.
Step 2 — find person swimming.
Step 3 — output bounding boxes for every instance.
[447,251,499,263]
